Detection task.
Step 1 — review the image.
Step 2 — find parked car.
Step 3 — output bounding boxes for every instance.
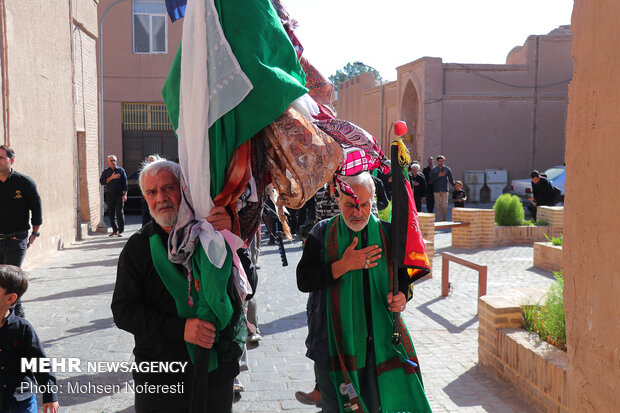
[509,166,565,203]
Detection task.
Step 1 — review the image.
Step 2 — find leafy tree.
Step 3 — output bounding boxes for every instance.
[329,62,382,90]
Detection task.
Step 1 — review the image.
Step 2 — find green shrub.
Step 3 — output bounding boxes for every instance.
[522,271,566,350]
[544,233,563,246]
[493,193,525,226]
[523,218,549,226]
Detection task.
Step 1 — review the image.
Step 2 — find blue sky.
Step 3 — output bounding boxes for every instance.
[285,0,575,81]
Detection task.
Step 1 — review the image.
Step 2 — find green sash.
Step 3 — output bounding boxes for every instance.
[149,233,234,371]
[325,215,432,413]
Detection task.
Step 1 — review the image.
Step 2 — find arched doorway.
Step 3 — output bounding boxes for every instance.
[401,81,421,161]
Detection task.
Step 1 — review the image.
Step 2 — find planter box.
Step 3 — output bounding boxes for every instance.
[495,225,553,246]
[479,288,568,413]
[418,212,435,243]
[452,208,495,249]
[534,242,562,272]
[424,239,434,274]
[451,207,562,249]
[537,206,564,237]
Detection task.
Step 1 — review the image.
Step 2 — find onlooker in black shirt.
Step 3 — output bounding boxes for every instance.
[99,154,128,236]
[376,161,392,201]
[371,175,389,212]
[528,170,557,220]
[422,156,434,213]
[0,145,42,317]
[408,163,426,212]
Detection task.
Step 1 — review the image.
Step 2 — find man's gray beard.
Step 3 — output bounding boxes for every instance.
[343,216,370,233]
[151,209,178,228]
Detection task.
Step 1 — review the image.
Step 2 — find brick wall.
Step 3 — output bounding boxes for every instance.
[479,288,568,413]
[418,212,435,243]
[452,207,563,249]
[495,225,553,246]
[533,242,562,273]
[424,240,433,274]
[452,208,495,248]
[537,206,564,237]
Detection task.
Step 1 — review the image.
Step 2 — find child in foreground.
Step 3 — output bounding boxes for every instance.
[0,265,59,413]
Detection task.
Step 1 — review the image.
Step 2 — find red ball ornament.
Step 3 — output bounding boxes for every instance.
[394,121,408,136]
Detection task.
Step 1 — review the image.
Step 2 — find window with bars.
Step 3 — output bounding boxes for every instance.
[122,103,173,130]
[133,0,167,54]
[121,103,177,175]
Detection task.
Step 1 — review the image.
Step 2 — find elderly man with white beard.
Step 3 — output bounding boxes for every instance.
[297,172,431,413]
[111,159,239,413]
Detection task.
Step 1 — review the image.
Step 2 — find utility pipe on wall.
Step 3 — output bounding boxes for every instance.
[0,0,10,145]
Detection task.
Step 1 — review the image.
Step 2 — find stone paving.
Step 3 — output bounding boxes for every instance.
[20,213,556,412]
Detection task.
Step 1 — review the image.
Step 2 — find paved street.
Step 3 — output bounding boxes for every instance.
[21,213,555,412]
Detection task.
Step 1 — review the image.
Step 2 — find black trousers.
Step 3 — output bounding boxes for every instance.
[189,347,235,413]
[134,378,234,413]
[357,339,381,412]
[0,231,28,317]
[107,193,125,233]
[134,353,236,413]
[425,190,434,213]
[315,362,340,413]
[414,196,423,213]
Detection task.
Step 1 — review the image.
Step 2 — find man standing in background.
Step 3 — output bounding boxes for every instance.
[100,155,128,237]
[428,155,455,221]
[422,156,434,213]
[409,163,426,213]
[0,145,42,317]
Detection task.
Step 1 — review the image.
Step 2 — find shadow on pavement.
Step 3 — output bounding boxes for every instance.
[43,258,119,271]
[42,317,116,346]
[112,408,135,413]
[260,311,307,336]
[442,365,535,412]
[61,242,127,253]
[258,243,303,257]
[24,283,115,302]
[416,296,478,333]
[525,266,557,280]
[64,236,130,248]
[55,372,133,407]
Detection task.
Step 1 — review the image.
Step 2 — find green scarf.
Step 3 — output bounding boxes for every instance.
[149,233,234,371]
[325,215,432,413]
[162,0,307,198]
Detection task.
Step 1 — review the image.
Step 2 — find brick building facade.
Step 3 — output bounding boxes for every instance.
[335,26,572,189]
[0,0,101,266]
